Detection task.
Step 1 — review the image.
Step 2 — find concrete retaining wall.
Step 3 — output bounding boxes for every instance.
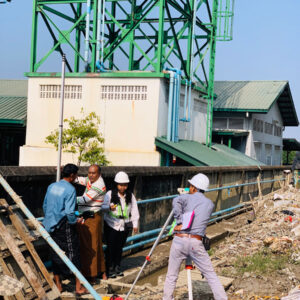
[0,166,289,232]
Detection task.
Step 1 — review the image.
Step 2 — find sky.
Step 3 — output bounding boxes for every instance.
[0,0,299,139]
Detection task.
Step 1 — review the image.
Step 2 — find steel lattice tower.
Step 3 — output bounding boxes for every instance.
[28,0,234,146]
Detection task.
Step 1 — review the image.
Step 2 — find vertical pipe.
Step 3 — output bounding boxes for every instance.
[182,79,188,120]
[172,73,177,142]
[175,73,181,142]
[187,81,192,121]
[0,175,102,300]
[56,54,66,182]
[167,72,175,141]
[125,210,174,300]
[84,0,91,64]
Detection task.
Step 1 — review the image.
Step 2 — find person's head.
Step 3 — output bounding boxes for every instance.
[188,173,209,194]
[62,164,79,183]
[114,171,130,195]
[88,164,101,183]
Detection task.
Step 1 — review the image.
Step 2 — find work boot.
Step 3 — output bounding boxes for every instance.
[115,265,124,277]
[108,267,116,279]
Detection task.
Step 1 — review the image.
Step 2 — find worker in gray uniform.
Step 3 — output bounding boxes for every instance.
[163,173,227,300]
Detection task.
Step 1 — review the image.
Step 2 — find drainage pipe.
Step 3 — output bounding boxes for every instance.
[84,0,91,65]
[125,210,174,300]
[167,71,175,141]
[174,71,181,142]
[0,174,102,300]
[172,72,178,142]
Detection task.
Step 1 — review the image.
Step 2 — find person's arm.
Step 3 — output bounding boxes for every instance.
[65,189,77,224]
[101,191,111,212]
[173,195,185,224]
[77,179,106,204]
[74,176,88,186]
[130,194,140,232]
[173,195,186,231]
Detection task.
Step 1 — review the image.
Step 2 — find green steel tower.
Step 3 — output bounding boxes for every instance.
[28,0,234,146]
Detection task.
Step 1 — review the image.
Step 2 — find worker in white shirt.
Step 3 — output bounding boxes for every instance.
[102,171,140,278]
[76,164,107,283]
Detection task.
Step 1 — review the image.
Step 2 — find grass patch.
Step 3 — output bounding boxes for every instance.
[234,249,289,275]
[207,248,215,256]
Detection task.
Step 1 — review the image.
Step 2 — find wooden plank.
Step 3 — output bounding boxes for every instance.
[0,199,60,299]
[0,256,25,300]
[256,173,262,199]
[0,219,47,299]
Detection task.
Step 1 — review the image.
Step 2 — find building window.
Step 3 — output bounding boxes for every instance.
[264,122,273,135]
[228,118,244,129]
[100,85,147,101]
[274,125,282,137]
[40,85,82,99]
[253,118,264,132]
[213,118,227,129]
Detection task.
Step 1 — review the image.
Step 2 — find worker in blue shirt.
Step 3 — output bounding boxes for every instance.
[163,173,227,300]
[43,164,88,296]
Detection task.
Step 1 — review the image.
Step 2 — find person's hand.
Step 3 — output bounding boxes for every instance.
[110,203,117,211]
[77,217,84,224]
[133,227,138,234]
[174,224,182,231]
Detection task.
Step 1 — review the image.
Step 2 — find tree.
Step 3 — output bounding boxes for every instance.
[45,109,109,166]
[282,150,296,165]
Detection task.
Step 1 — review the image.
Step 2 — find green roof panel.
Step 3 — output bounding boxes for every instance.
[155,137,264,166]
[213,81,299,126]
[0,96,27,125]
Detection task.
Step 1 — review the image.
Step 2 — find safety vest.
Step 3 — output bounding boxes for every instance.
[109,203,129,219]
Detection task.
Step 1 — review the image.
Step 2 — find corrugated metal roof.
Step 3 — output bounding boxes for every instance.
[214,81,287,111]
[155,137,264,166]
[0,96,27,124]
[0,80,28,97]
[214,81,299,126]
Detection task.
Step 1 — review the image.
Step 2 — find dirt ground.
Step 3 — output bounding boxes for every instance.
[210,185,300,299]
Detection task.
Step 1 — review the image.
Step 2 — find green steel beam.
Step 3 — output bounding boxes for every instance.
[29,0,235,144]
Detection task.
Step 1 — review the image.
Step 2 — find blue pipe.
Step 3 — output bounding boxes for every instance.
[180,79,191,122]
[175,72,181,142]
[0,175,102,300]
[122,203,253,252]
[167,71,175,141]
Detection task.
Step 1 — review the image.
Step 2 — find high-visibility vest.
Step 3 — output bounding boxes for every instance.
[109,203,129,219]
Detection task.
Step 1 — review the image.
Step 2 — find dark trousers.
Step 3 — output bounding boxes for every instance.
[50,219,81,276]
[104,221,129,271]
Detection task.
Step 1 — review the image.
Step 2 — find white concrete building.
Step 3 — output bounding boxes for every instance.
[212,81,299,165]
[19,75,207,166]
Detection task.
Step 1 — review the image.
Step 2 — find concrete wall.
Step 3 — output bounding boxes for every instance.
[251,103,284,165]
[213,102,284,166]
[20,77,207,167]
[0,165,287,232]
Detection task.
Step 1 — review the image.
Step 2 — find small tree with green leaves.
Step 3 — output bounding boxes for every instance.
[45,109,109,166]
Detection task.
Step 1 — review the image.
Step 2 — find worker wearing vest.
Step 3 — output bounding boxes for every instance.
[102,171,140,278]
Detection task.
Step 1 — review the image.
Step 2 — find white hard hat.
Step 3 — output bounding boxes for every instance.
[188,173,209,191]
[114,171,130,183]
